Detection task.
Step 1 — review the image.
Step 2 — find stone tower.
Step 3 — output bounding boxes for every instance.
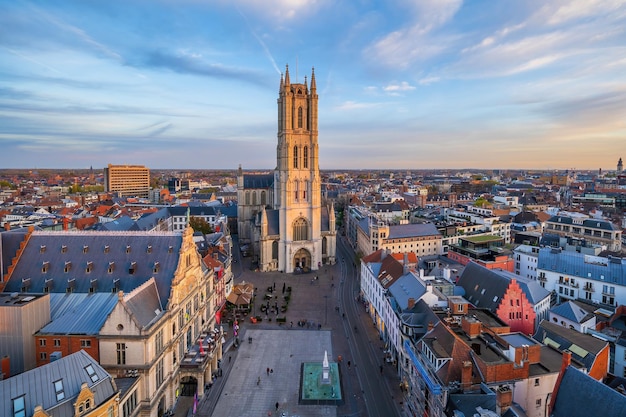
[618,157,623,173]
[275,65,322,272]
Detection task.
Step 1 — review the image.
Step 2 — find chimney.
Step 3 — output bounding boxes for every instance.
[427,321,434,331]
[3,222,9,231]
[496,386,513,415]
[548,352,571,415]
[461,360,472,389]
[1,355,10,379]
[407,298,416,309]
[403,252,409,274]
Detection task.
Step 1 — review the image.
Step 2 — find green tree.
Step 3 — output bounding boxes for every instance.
[189,216,214,235]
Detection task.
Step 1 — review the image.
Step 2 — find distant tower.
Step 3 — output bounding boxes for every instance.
[618,157,623,173]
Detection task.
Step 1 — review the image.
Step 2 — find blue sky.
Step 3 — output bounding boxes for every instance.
[1,0,625,171]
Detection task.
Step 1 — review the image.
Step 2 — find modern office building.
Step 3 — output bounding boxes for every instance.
[104,164,150,198]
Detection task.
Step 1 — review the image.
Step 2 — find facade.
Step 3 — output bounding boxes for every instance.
[537,247,626,307]
[1,227,222,417]
[544,214,622,252]
[104,164,150,198]
[447,235,514,271]
[237,66,336,272]
[0,292,50,376]
[0,350,119,417]
[513,244,540,280]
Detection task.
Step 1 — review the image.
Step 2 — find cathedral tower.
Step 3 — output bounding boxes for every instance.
[274,65,323,272]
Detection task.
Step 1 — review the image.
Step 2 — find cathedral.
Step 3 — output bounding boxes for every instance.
[237,65,337,273]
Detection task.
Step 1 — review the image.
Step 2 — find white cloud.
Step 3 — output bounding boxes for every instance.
[383,81,415,92]
[334,101,382,111]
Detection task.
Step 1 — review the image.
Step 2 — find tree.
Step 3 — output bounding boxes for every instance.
[189,216,214,235]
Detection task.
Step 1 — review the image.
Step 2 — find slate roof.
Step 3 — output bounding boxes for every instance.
[2,231,182,307]
[40,293,119,335]
[458,262,550,311]
[550,301,595,324]
[243,173,274,189]
[534,320,607,371]
[0,350,117,417]
[399,299,440,337]
[388,273,426,310]
[551,366,626,417]
[537,247,626,285]
[387,223,441,239]
[124,278,164,329]
[547,215,619,231]
[1,228,30,276]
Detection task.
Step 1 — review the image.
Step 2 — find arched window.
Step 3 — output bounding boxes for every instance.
[298,107,303,128]
[245,191,250,205]
[261,191,266,206]
[302,180,308,201]
[294,181,299,201]
[303,146,308,168]
[322,237,327,255]
[252,192,257,206]
[293,146,298,168]
[293,218,308,241]
[272,241,278,260]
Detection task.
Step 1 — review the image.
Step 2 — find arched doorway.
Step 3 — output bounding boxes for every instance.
[293,248,311,272]
[180,376,198,396]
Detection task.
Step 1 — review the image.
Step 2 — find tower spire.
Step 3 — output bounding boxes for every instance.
[310,67,316,91]
[279,72,284,93]
[284,64,290,86]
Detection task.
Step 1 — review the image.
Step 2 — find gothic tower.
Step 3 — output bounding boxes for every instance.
[275,65,322,272]
[618,157,623,173]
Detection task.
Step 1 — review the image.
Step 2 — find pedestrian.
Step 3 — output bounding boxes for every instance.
[282,282,286,293]
[347,361,351,369]
[273,282,276,290]
[229,355,231,363]
[257,376,261,386]
[267,367,270,375]
[270,368,273,374]
[275,402,279,411]
[380,365,384,374]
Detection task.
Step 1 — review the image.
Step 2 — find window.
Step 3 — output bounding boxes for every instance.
[86,261,93,273]
[293,218,308,241]
[12,395,25,417]
[40,352,47,360]
[54,339,61,346]
[85,364,99,382]
[293,146,298,168]
[81,339,91,348]
[303,146,308,168]
[104,245,110,253]
[117,343,126,365]
[153,262,160,273]
[123,391,138,417]
[83,245,89,254]
[156,358,164,388]
[61,245,67,253]
[536,398,542,408]
[54,379,65,401]
[534,378,540,386]
[40,339,46,346]
[297,106,303,128]
[126,245,131,254]
[155,329,164,354]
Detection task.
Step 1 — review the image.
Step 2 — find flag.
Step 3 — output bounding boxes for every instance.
[193,391,198,415]
[199,338,205,354]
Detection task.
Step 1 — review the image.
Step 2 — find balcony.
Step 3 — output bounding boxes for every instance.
[179,327,224,369]
[583,284,594,292]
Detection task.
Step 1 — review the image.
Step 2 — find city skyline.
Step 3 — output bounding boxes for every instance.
[1,1,625,171]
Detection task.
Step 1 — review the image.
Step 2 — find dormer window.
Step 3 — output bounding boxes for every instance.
[126,245,131,254]
[86,261,93,273]
[42,261,50,273]
[168,246,173,253]
[54,379,65,401]
[147,245,152,254]
[129,261,137,275]
[64,261,71,273]
[83,245,89,254]
[85,364,99,382]
[108,262,115,274]
[104,245,110,253]
[61,245,67,254]
[40,245,46,253]
[153,261,160,274]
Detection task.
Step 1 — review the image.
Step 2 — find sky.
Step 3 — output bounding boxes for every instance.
[1,0,625,171]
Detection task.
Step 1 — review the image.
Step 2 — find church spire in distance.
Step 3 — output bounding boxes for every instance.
[284,64,290,87]
[310,66,316,91]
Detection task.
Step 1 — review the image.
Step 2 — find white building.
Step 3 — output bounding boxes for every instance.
[513,244,540,280]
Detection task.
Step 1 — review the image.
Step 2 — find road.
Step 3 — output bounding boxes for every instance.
[337,235,404,417]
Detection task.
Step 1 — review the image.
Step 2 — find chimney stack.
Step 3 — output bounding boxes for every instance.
[407,298,416,309]
[461,360,472,389]
[496,386,513,415]
[3,222,9,231]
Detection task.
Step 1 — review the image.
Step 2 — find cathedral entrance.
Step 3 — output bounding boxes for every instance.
[293,248,311,273]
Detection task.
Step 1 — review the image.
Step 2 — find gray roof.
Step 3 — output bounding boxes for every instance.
[547,215,619,231]
[1,228,30,276]
[537,247,626,285]
[40,293,119,335]
[551,366,626,417]
[387,223,441,239]
[0,350,117,417]
[124,278,164,329]
[457,262,550,309]
[2,231,182,307]
[534,320,607,371]
[243,174,274,189]
[388,273,426,310]
[550,301,595,324]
